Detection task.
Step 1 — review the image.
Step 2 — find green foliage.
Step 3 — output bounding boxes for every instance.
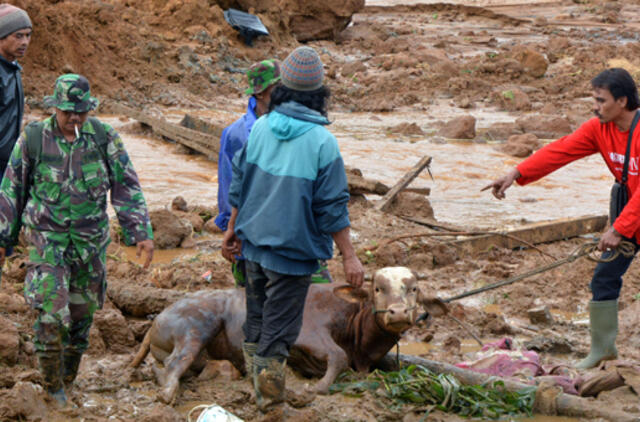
[330,365,535,419]
[502,90,515,100]
[364,250,376,264]
[198,208,214,222]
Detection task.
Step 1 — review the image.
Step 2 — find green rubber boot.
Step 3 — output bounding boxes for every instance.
[242,342,258,377]
[253,355,286,413]
[575,300,618,369]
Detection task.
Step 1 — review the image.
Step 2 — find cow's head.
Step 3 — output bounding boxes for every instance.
[334,266,448,335]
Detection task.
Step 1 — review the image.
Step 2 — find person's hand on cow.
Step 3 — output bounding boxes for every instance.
[598,226,622,252]
[136,239,155,269]
[482,167,521,200]
[343,254,364,288]
[331,226,364,287]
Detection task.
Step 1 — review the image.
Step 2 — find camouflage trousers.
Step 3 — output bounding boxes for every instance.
[25,245,106,354]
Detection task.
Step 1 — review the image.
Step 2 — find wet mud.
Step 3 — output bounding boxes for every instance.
[3,0,640,420]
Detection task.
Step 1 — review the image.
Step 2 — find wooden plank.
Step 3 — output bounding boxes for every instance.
[375,155,432,212]
[180,114,223,139]
[111,103,220,161]
[448,215,608,255]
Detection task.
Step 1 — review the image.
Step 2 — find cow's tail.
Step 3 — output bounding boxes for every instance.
[129,329,152,368]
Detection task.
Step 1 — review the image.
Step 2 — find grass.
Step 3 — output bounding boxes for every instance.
[329,365,535,419]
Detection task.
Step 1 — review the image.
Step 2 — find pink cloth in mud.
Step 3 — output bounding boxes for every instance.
[455,338,581,395]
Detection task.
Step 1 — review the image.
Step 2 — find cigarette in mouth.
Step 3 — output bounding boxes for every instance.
[74,124,79,139]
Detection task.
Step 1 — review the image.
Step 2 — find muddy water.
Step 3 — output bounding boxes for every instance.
[105,102,610,230]
[329,108,610,228]
[100,116,219,211]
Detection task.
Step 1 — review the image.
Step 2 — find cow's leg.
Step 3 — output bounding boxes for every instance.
[152,362,167,386]
[157,337,203,404]
[311,345,349,395]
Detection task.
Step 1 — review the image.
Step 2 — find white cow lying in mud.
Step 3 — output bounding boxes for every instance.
[129,266,448,404]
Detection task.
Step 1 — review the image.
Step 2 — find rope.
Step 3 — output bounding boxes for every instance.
[443,240,635,303]
[415,239,636,322]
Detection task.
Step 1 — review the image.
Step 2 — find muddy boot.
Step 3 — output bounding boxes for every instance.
[63,350,83,392]
[242,342,258,378]
[253,355,286,413]
[37,351,67,407]
[575,300,618,369]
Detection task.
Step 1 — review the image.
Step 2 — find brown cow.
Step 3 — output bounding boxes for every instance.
[129,266,447,404]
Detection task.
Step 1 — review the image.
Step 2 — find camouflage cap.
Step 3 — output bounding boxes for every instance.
[43,74,100,113]
[245,59,281,95]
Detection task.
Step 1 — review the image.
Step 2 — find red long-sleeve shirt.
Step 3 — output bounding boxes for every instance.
[516,116,640,241]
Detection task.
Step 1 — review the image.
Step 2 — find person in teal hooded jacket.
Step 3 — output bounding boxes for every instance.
[221,46,364,413]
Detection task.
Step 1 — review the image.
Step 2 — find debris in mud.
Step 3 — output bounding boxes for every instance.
[385,122,425,137]
[149,209,194,249]
[5,0,640,420]
[513,48,548,78]
[501,133,542,157]
[527,306,554,325]
[223,8,270,46]
[524,336,573,354]
[495,87,531,112]
[387,192,434,220]
[515,114,572,139]
[438,115,476,140]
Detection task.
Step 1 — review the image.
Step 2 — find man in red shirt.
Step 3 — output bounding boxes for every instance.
[483,68,640,369]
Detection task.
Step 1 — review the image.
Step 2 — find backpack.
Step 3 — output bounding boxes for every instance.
[24,116,109,169]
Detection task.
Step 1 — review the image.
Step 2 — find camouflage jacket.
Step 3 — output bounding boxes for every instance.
[0,115,153,263]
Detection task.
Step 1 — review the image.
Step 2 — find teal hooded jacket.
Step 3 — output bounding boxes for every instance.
[228,101,350,275]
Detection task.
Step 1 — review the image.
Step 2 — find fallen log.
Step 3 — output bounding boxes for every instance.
[180,114,223,140]
[107,278,185,317]
[375,155,432,212]
[392,353,639,422]
[448,215,608,255]
[111,103,220,161]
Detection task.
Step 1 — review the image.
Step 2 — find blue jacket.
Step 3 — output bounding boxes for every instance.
[214,96,258,231]
[229,101,350,275]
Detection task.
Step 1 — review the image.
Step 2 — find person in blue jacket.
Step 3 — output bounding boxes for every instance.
[221,46,364,413]
[215,60,281,285]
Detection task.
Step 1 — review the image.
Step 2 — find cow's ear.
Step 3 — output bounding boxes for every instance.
[333,285,370,303]
[420,295,449,317]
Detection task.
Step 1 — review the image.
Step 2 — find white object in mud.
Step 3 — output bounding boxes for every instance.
[188,404,244,422]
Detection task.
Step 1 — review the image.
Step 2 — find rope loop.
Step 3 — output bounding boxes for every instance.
[571,240,636,263]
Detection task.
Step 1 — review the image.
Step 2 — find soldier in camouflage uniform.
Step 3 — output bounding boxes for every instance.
[0,74,154,406]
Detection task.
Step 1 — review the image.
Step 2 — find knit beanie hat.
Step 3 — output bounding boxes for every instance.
[281,46,324,92]
[0,4,31,39]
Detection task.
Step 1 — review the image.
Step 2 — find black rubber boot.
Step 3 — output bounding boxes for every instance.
[63,350,84,390]
[37,351,67,407]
